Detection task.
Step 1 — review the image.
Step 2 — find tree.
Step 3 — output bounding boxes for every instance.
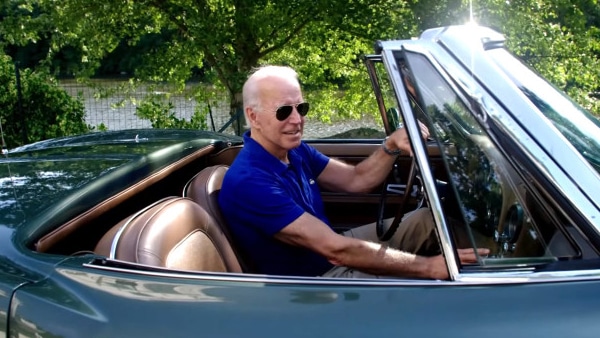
[1,0,598,135]
[1,0,419,132]
[390,0,600,115]
[0,53,90,148]
[477,0,600,114]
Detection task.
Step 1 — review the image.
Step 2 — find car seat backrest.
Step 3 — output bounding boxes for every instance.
[183,165,255,273]
[94,196,243,273]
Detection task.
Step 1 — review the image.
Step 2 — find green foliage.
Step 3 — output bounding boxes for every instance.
[1,0,419,131]
[0,53,90,149]
[1,0,599,136]
[396,0,600,116]
[135,93,208,130]
[469,0,600,114]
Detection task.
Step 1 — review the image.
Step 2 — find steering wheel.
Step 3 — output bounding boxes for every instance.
[376,157,419,241]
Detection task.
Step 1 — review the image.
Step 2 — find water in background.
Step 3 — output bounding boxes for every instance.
[59,79,382,139]
[59,79,233,130]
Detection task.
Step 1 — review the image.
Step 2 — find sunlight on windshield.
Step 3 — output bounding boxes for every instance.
[488,49,600,173]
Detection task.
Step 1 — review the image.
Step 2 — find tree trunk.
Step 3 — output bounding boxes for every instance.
[227,91,246,136]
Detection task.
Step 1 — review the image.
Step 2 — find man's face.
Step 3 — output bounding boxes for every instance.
[249,76,306,156]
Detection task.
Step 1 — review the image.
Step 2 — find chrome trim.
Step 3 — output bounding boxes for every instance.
[457,269,600,283]
[378,46,461,280]
[181,171,200,198]
[483,100,600,233]
[431,26,600,220]
[85,261,445,286]
[427,44,600,234]
[84,261,600,286]
[377,27,600,280]
[109,215,136,259]
[364,54,394,135]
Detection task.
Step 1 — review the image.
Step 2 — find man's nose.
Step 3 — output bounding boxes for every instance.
[287,106,303,123]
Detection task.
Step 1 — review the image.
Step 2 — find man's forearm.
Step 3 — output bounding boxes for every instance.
[328,238,435,279]
[351,143,399,192]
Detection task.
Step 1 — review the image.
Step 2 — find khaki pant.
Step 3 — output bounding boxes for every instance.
[322,208,439,278]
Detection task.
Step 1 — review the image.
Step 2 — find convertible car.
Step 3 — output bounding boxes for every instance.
[2,24,600,337]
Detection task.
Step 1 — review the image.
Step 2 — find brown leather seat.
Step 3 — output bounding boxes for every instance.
[183,165,254,272]
[94,196,242,273]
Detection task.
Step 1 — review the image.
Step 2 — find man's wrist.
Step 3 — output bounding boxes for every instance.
[382,136,401,156]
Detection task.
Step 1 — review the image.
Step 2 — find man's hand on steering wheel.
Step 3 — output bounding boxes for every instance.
[385,120,430,156]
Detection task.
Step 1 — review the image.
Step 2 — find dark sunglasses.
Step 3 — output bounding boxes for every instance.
[275,102,310,121]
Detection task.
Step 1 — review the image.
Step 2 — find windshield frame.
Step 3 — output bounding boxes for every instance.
[376,31,600,279]
[487,48,600,175]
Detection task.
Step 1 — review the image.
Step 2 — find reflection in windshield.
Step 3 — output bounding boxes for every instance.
[399,52,579,265]
[488,48,600,174]
[401,53,503,237]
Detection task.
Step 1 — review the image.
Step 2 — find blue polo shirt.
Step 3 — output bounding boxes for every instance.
[218,131,334,276]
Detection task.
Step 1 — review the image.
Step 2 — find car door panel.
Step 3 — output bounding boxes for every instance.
[10,258,600,338]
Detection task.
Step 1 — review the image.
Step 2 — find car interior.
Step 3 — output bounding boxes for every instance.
[31,138,448,275]
[30,53,600,278]
[31,126,596,277]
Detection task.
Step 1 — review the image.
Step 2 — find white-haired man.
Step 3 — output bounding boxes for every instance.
[219,65,487,279]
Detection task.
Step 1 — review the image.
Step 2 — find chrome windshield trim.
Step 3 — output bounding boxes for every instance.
[484,104,600,232]
[487,48,600,181]
[440,54,600,233]
[378,32,600,274]
[432,27,600,213]
[378,44,461,280]
[399,26,600,232]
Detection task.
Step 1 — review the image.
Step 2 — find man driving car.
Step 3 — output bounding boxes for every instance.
[218,65,487,279]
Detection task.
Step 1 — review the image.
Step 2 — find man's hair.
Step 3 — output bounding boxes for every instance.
[243,65,299,111]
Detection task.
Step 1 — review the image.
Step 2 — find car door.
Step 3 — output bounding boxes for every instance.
[9,254,600,338]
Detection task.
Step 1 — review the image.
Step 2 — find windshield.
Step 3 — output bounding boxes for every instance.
[488,48,600,174]
[396,51,595,269]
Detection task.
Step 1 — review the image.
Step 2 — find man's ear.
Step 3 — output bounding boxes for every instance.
[246,107,258,128]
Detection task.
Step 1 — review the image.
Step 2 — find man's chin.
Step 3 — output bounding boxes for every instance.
[283,133,303,147]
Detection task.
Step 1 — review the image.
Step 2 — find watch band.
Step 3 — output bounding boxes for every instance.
[382,136,401,156]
